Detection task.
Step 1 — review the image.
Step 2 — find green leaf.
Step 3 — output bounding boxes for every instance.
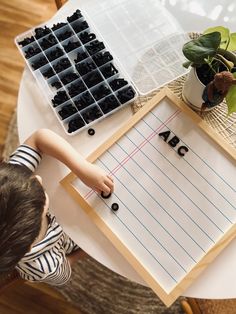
[225,72,236,115]
[227,33,236,51]
[182,32,221,64]
[204,26,230,49]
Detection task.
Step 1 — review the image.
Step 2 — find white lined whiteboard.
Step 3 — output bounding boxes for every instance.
[61,88,236,306]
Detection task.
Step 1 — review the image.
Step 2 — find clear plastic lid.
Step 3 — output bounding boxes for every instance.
[15,0,190,135]
[79,0,189,95]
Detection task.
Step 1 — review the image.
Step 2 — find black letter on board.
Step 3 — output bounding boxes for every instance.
[168,136,180,147]
[158,130,170,142]
[177,146,189,156]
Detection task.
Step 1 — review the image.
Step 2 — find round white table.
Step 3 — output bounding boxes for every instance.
[17,0,236,299]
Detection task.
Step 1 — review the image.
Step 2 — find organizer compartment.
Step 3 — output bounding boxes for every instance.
[15,9,138,135]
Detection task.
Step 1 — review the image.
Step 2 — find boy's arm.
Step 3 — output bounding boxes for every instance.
[24,128,113,194]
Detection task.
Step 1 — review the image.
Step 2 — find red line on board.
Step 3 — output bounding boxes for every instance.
[84,109,181,200]
[110,110,180,175]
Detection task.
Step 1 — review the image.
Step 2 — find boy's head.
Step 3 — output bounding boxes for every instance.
[0,162,46,273]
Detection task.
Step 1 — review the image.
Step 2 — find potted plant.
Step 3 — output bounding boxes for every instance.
[182,26,236,114]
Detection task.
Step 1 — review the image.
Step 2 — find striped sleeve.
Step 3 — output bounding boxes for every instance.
[16,251,72,286]
[16,214,76,285]
[9,144,42,172]
[63,234,80,255]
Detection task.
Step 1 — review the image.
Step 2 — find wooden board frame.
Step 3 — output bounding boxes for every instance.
[60,87,236,306]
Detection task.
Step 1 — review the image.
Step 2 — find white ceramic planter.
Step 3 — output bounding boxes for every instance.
[182,67,213,112]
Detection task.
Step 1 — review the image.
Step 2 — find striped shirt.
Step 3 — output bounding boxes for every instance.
[9,144,79,285]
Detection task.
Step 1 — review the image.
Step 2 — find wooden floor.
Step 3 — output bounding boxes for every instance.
[0,1,81,313]
[0,0,55,156]
[0,281,81,314]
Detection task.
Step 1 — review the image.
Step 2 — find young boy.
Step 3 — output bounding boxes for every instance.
[0,128,114,285]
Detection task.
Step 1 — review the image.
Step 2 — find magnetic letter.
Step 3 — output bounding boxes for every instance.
[177,146,189,156]
[168,136,180,147]
[158,130,170,142]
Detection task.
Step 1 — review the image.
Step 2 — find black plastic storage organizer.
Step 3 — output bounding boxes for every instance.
[15,9,136,135]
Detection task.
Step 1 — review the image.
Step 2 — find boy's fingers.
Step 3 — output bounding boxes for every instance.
[101,184,111,196]
[105,177,114,193]
[105,175,114,186]
[94,175,114,196]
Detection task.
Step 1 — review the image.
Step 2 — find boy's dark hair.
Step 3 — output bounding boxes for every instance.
[0,162,46,273]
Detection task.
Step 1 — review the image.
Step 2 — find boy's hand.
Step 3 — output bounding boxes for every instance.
[79,161,114,195]
[23,129,114,194]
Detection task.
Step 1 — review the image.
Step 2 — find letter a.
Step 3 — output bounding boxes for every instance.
[158,130,170,142]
